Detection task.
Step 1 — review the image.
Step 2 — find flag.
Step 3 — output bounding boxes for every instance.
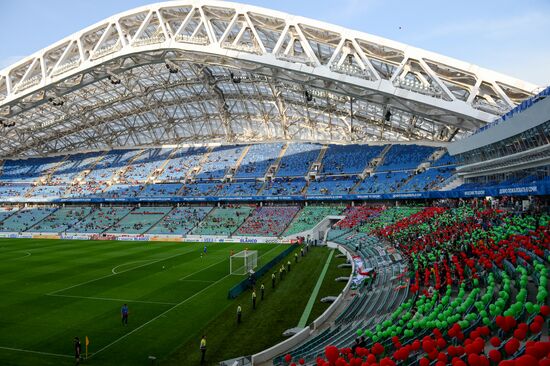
[85,336,89,359]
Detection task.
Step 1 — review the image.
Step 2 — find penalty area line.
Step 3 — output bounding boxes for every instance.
[47,293,177,306]
[90,244,285,358]
[0,345,72,358]
[48,247,197,296]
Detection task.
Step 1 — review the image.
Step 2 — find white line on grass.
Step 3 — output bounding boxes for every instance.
[48,247,197,296]
[179,279,215,283]
[112,260,154,274]
[13,251,31,260]
[0,346,72,358]
[48,293,177,306]
[178,256,228,281]
[89,272,233,358]
[90,245,284,358]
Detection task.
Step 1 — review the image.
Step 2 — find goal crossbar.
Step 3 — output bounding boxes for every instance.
[230,250,258,275]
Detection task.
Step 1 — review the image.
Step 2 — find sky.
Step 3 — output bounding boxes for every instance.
[0,0,549,87]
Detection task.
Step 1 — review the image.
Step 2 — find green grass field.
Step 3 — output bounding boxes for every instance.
[0,239,348,366]
[0,239,289,365]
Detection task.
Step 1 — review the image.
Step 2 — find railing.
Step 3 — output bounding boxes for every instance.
[132,35,166,47]
[330,62,372,80]
[174,34,209,45]
[221,42,262,54]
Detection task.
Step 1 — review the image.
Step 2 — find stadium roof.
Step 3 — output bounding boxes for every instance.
[0,0,541,158]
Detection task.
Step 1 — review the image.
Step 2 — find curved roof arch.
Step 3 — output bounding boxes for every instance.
[0,0,540,157]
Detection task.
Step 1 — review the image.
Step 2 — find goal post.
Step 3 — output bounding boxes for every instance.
[230,250,258,275]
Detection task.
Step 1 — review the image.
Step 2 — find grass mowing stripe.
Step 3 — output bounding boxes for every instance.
[47,246,197,295]
[178,256,229,281]
[89,245,283,358]
[297,249,334,328]
[47,293,178,305]
[0,346,72,359]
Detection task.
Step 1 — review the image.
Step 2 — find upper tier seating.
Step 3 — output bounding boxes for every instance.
[99,184,142,199]
[148,206,212,235]
[321,145,384,174]
[378,144,436,171]
[69,206,132,233]
[29,206,92,232]
[180,182,221,197]
[235,143,283,178]
[191,206,252,235]
[140,184,182,197]
[28,185,68,200]
[430,151,456,167]
[262,178,306,196]
[284,206,344,236]
[276,143,322,177]
[156,147,207,182]
[307,177,357,196]
[48,152,103,184]
[84,149,142,183]
[195,145,244,180]
[0,184,31,200]
[0,157,63,183]
[236,206,300,237]
[107,206,172,234]
[216,181,263,196]
[397,167,454,192]
[354,171,411,194]
[120,148,172,183]
[0,144,460,202]
[0,206,58,232]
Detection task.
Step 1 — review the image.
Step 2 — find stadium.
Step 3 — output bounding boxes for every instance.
[0,0,548,365]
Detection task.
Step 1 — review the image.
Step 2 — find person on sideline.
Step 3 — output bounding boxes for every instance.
[252,289,257,310]
[200,335,207,364]
[121,303,129,325]
[73,337,82,365]
[237,305,242,324]
[260,283,265,300]
[272,272,276,288]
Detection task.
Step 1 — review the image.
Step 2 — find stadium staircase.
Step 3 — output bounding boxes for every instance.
[181,147,213,183]
[272,235,408,366]
[350,145,393,192]
[227,145,251,180]
[110,150,145,185]
[22,207,61,232]
[102,206,136,234]
[70,151,107,185]
[257,143,289,194]
[145,147,180,183]
[440,174,463,191]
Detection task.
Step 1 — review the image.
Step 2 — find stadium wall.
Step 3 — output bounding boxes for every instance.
[251,243,355,365]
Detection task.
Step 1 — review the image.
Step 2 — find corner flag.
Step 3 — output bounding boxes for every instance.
[85,336,89,359]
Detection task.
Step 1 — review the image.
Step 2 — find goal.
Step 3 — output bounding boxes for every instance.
[230,250,258,275]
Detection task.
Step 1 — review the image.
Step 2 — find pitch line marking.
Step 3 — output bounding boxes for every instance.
[13,251,31,260]
[112,260,154,274]
[90,245,284,358]
[0,345,72,358]
[47,293,177,306]
[48,247,197,295]
[178,256,228,281]
[179,279,215,283]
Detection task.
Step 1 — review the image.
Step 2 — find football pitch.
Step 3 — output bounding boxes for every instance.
[0,238,289,366]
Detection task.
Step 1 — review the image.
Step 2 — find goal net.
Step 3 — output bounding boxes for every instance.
[230,250,258,275]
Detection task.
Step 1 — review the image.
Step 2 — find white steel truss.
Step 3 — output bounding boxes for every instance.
[0,0,540,158]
